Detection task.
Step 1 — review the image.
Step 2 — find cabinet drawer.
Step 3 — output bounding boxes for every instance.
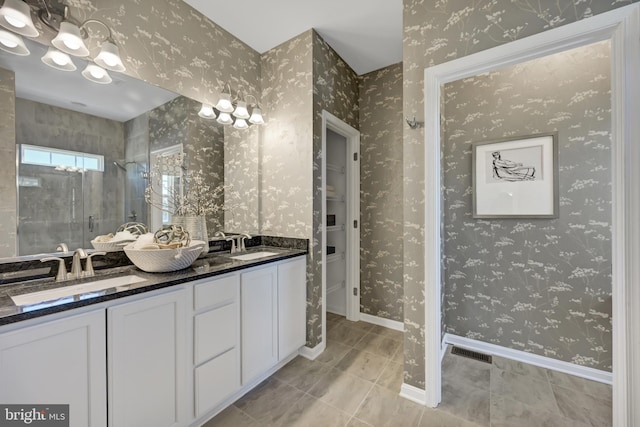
[194,303,237,365]
[194,348,239,418]
[193,274,238,311]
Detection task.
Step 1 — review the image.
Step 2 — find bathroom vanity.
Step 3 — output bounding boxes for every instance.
[0,247,307,427]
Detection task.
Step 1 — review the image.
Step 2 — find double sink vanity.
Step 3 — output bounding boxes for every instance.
[0,238,308,427]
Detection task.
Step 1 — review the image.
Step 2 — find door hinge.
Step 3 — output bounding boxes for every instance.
[353,287,358,296]
[353,152,358,161]
[353,220,358,228]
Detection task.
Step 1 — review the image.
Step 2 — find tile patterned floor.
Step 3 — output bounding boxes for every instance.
[203,313,612,426]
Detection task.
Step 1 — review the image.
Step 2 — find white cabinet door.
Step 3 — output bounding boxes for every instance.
[241,265,277,385]
[0,309,107,427]
[108,289,187,427]
[277,257,307,359]
[192,274,241,419]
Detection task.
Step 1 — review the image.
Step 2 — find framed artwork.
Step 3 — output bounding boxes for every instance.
[472,132,558,218]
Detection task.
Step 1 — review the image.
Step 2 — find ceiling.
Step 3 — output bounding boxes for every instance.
[182,0,403,76]
[0,38,178,122]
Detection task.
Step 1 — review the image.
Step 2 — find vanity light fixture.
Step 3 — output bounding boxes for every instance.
[198,103,216,119]
[41,46,75,71]
[198,87,265,129]
[82,63,111,84]
[0,28,29,55]
[0,0,126,84]
[0,0,38,37]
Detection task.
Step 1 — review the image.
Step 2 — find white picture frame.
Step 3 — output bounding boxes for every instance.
[472,133,558,218]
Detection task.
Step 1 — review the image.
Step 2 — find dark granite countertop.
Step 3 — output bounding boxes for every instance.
[0,245,307,326]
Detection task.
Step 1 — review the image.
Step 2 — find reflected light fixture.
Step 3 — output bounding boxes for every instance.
[41,46,76,71]
[198,103,216,119]
[0,28,29,55]
[0,0,126,84]
[82,63,111,84]
[0,0,38,37]
[198,86,265,130]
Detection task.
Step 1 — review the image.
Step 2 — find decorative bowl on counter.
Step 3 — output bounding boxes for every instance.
[123,240,206,273]
[90,240,133,251]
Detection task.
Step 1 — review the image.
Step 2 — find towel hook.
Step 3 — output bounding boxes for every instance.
[405,116,419,129]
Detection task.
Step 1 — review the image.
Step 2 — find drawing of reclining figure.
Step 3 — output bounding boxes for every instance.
[492,151,536,181]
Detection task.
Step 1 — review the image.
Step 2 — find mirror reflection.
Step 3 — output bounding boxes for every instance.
[1,38,228,257]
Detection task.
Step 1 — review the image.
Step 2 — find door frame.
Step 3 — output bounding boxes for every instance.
[422,5,640,426]
[321,110,361,340]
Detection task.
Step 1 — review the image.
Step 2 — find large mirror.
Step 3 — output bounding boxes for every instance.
[0,37,256,258]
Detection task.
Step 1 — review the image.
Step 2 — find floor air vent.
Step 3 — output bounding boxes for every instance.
[451,346,492,364]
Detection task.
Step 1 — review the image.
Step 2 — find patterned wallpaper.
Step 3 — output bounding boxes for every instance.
[402,0,638,389]
[0,68,16,258]
[311,32,360,347]
[443,41,612,370]
[359,63,404,322]
[260,30,360,347]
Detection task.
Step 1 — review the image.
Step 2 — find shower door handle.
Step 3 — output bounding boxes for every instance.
[88,215,94,232]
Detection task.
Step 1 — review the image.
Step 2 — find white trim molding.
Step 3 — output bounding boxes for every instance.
[400,383,427,406]
[443,334,613,385]
[423,5,640,424]
[359,312,404,331]
[299,342,326,361]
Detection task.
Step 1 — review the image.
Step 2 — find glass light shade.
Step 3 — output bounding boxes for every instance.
[233,118,249,130]
[249,108,265,125]
[0,29,28,55]
[52,22,90,57]
[216,112,233,125]
[41,47,76,71]
[233,101,250,119]
[198,103,216,119]
[215,93,234,113]
[82,64,112,84]
[94,40,126,72]
[0,0,37,37]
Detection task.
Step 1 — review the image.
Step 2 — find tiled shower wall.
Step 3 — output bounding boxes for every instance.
[359,63,404,322]
[402,0,639,389]
[442,42,612,370]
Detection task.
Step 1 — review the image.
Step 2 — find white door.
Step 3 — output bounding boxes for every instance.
[108,289,187,427]
[241,265,277,385]
[0,309,107,427]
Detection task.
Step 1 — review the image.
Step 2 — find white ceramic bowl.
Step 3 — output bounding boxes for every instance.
[123,240,206,273]
[91,240,134,251]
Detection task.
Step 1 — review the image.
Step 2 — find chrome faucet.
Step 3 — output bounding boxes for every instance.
[70,248,88,279]
[56,242,69,252]
[214,230,226,239]
[239,233,252,252]
[225,236,237,254]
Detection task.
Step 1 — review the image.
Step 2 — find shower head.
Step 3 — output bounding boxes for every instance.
[113,161,128,171]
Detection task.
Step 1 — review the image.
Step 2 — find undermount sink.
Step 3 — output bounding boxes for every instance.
[229,251,279,261]
[11,275,146,307]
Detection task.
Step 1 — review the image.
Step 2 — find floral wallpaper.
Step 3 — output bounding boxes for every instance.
[359,63,404,322]
[260,30,360,347]
[402,0,638,390]
[0,68,16,258]
[443,41,612,370]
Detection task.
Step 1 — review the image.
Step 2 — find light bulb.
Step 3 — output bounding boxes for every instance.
[41,47,76,71]
[0,36,17,48]
[198,103,216,119]
[51,50,69,66]
[215,93,234,113]
[52,22,89,57]
[216,112,233,125]
[90,66,105,79]
[233,118,249,130]
[249,108,265,125]
[94,40,126,72]
[233,101,250,119]
[82,64,112,84]
[4,15,24,28]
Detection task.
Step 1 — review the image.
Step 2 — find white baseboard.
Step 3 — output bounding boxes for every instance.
[399,383,427,405]
[443,333,613,385]
[359,312,404,331]
[299,341,326,360]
